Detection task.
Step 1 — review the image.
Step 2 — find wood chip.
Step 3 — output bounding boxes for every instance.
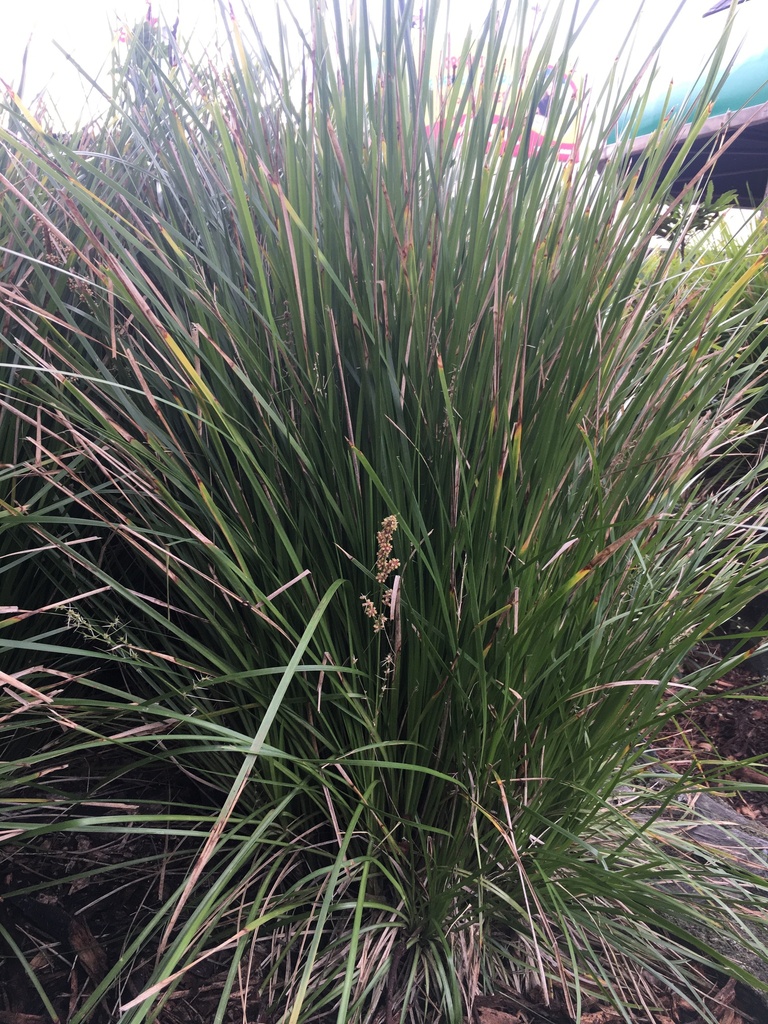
[0,1015,49,1024]
[69,916,108,987]
[719,1011,743,1024]
[476,1009,527,1024]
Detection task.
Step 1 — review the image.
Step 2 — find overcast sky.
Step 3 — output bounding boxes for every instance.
[0,0,760,127]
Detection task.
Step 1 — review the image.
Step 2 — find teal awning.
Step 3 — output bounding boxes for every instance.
[601,0,768,206]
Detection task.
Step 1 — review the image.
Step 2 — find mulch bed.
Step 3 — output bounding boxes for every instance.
[657,664,768,823]
[0,751,242,1024]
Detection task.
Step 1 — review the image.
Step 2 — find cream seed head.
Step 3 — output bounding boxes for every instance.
[362,515,400,632]
[375,515,400,583]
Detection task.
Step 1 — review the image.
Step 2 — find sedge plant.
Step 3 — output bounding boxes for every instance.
[3,1,768,1021]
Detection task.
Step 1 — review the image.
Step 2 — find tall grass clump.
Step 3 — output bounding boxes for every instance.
[3,1,768,1021]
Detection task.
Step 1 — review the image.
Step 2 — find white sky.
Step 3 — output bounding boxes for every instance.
[0,0,760,127]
